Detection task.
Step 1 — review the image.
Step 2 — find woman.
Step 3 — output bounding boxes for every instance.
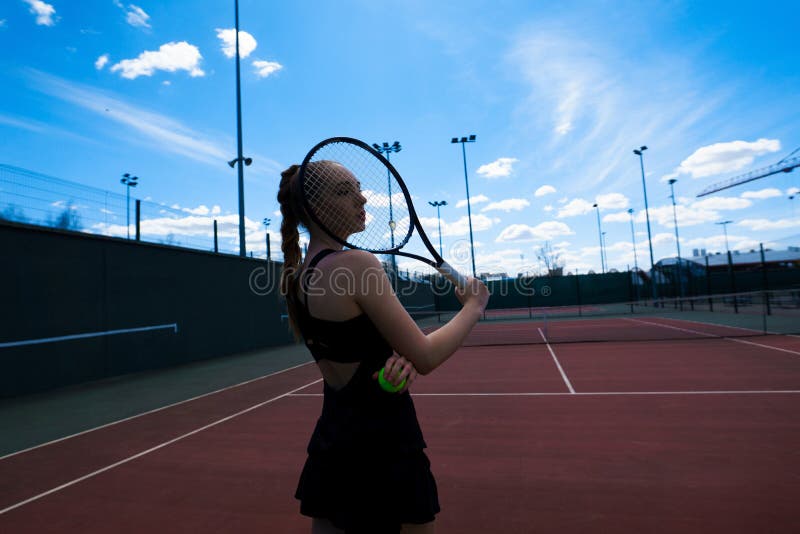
[278,162,489,533]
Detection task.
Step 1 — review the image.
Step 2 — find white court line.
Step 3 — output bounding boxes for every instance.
[0,378,323,516]
[538,327,575,394]
[289,390,800,397]
[0,323,179,348]
[0,361,315,462]
[625,318,800,356]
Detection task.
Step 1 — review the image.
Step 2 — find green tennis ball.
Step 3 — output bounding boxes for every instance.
[378,367,406,393]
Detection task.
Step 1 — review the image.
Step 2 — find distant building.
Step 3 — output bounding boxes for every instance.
[657,247,800,273]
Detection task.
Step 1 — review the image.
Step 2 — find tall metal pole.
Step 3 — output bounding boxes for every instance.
[628,208,638,299]
[372,141,401,277]
[668,178,683,297]
[634,146,657,299]
[234,0,246,257]
[627,208,638,272]
[602,231,608,272]
[263,218,271,260]
[121,173,138,239]
[429,200,447,257]
[452,135,477,277]
[593,203,604,273]
[717,220,732,253]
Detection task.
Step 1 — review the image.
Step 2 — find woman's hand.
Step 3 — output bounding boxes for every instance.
[372,354,418,393]
[455,276,490,311]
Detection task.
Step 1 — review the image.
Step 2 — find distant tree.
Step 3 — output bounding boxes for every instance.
[537,241,564,276]
[0,204,29,223]
[49,202,82,231]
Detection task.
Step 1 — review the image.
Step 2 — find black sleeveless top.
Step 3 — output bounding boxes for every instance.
[293,249,426,453]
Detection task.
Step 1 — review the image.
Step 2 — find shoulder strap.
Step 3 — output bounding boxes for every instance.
[302,249,338,309]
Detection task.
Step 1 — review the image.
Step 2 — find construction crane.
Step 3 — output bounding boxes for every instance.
[696,148,800,198]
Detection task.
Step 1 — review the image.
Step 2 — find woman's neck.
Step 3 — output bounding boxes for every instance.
[307,234,343,255]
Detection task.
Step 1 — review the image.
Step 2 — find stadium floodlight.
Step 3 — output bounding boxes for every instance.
[633,145,657,299]
[372,141,403,277]
[428,200,448,257]
[451,134,478,277]
[120,173,139,239]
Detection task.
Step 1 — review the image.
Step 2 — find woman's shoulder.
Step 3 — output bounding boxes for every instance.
[324,249,382,272]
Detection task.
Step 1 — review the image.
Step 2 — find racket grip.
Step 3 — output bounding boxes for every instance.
[437,260,468,288]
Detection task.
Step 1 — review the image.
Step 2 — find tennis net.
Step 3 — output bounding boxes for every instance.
[411,289,800,346]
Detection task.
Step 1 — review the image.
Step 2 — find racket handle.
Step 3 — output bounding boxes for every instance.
[437,260,468,289]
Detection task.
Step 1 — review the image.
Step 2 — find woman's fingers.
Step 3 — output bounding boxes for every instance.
[380,355,418,390]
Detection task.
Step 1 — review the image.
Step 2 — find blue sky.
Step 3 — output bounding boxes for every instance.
[1,0,799,276]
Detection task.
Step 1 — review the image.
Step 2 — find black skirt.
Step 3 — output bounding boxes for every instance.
[295,447,440,533]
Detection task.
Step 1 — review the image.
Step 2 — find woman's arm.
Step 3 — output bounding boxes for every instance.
[347,250,488,375]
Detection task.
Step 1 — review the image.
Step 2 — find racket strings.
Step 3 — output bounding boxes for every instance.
[303,142,411,252]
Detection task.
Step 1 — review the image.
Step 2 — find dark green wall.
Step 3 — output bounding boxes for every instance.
[1,222,293,397]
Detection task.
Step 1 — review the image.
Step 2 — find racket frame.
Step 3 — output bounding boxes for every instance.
[296,137,466,286]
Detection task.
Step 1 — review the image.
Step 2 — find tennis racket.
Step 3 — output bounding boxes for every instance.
[295,136,467,288]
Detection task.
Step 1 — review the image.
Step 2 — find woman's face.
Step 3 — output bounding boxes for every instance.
[308,162,367,240]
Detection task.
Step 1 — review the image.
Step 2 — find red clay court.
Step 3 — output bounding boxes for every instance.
[1,315,799,533]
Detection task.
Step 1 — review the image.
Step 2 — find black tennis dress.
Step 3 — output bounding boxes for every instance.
[293,249,440,533]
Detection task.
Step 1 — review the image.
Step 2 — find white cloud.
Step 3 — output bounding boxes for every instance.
[363,190,405,208]
[110,42,205,79]
[24,0,56,26]
[556,198,594,218]
[455,194,489,208]
[125,5,151,28]
[691,196,752,211]
[253,60,283,78]
[177,204,222,216]
[543,205,554,212]
[602,210,633,223]
[419,214,494,237]
[737,218,800,231]
[29,71,235,166]
[0,19,7,28]
[740,188,782,200]
[534,185,556,197]
[481,198,530,212]
[641,204,719,228]
[95,54,109,70]
[595,192,629,209]
[476,157,518,179]
[675,138,781,179]
[788,187,800,196]
[216,28,258,59]
[496,221,573,242]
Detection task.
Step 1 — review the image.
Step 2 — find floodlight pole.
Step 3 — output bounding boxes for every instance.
[634,146,657,300]
[627,208,639,272]
[428,200,448,257]
[121,173,138,239]
[372,141,402,277]
[593,202,605,273]
[717,220,733,253]
[452,135,477,277]
[233,0,247,257]
[668,178,683,297]
[263,218,271,260]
